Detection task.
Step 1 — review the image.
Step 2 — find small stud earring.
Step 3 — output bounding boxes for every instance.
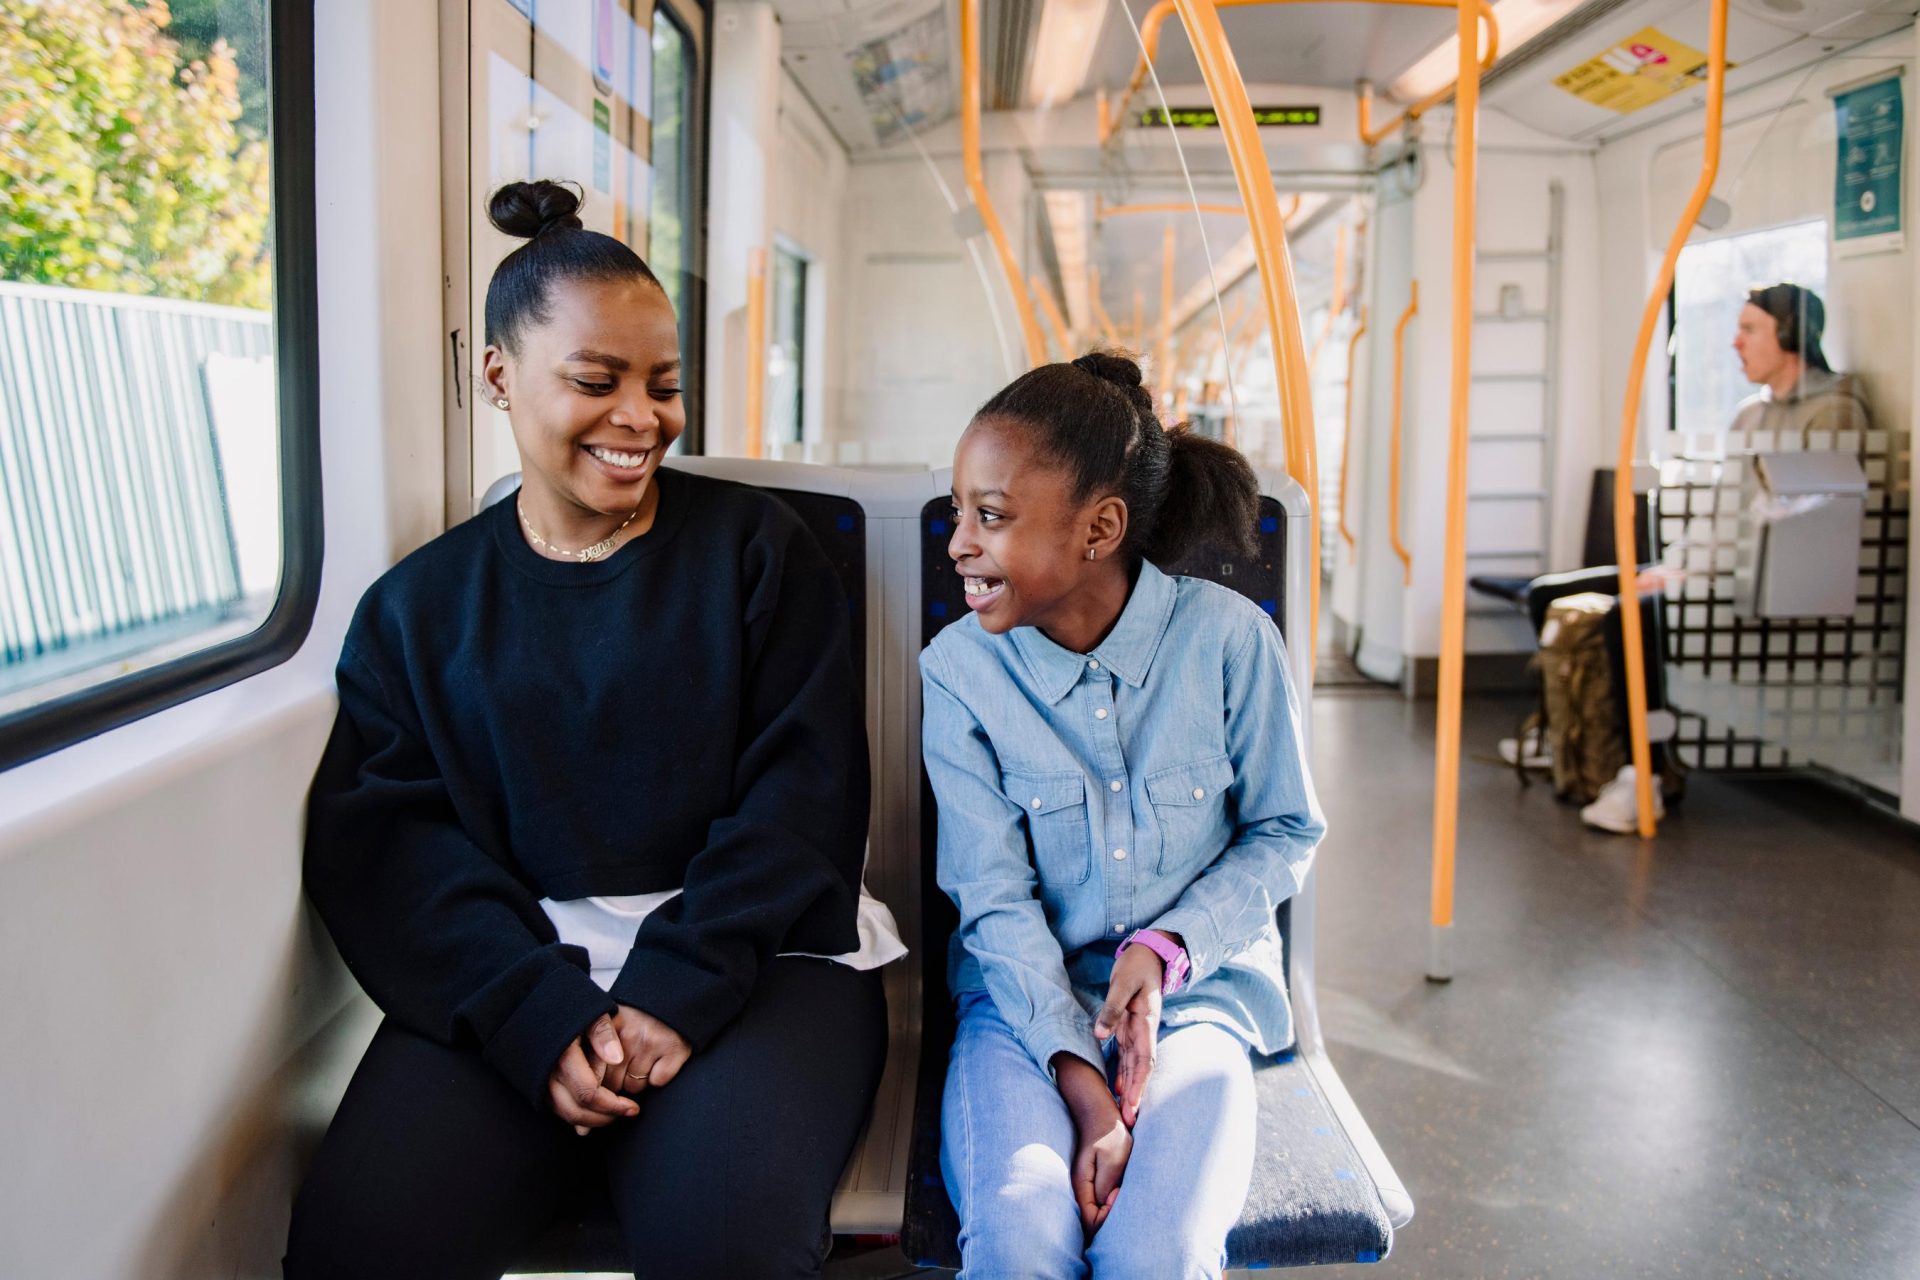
[496,397,510,410]
[1087,548,1096,560]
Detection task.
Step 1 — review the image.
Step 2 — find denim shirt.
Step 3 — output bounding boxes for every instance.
[920,560,1325,1079]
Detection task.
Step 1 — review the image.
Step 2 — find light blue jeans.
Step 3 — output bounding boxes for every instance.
[941,990,1257,1280]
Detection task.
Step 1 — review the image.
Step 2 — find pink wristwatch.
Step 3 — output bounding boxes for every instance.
[1119,929,1190,995]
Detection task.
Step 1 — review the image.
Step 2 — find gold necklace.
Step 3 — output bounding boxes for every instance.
[518,499,642,563]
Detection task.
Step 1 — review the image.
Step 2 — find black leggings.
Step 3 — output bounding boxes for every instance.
[284,958,887,1280]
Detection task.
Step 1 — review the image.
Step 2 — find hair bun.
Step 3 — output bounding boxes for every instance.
[488,179,586,240]
[1071,350,1144,389]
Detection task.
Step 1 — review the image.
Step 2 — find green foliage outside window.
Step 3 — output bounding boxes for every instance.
[0,0,271,310]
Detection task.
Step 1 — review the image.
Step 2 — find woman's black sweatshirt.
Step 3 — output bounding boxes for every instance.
[304,468,869,1107]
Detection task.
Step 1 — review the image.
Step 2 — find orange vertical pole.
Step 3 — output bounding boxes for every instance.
[745,247,767,459]
[1388,285,1416,585]
[1428,0,1481,981]
[1338,304,1369,557]
[1172,0,1321,667]
[1615,0,1728,837]
[960,0,1047,368]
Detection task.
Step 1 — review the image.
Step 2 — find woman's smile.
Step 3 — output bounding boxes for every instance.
[582,442,654,479]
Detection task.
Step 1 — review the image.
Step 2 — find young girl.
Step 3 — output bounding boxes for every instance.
[922,352,1325,1279]
[286,180,891,1279]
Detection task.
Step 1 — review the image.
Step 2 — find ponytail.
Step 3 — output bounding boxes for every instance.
[972,350,1259,564]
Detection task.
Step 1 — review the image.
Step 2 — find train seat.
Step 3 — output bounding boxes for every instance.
[477,460,1409,1274]
[483,458,943,1273]
[900,477,1409,1271]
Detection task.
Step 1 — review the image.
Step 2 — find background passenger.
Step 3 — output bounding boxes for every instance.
[1731,283,1871,439]
[923,353,1325,1280]
[285,180,894,1280]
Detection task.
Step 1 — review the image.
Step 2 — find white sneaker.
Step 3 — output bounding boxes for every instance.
[1498,728,1552,769]
[1580,765,1665,834]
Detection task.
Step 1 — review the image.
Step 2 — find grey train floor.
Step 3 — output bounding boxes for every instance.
[817,690,1920,1279]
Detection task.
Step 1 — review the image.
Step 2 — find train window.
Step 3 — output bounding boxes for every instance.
[768,243,809,449]
[0,0,318,770]
[1671,219,1829,446]
[649,5,694,325]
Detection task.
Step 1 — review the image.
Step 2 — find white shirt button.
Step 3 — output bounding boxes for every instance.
[1110,780,1123,792]
[1088,659,1100,670]
[1095,707,1108,720]
[1113,848,1127,860]
[1114,923,1126,933]
[1031,797,1043,809]
[1193,787,1206,800]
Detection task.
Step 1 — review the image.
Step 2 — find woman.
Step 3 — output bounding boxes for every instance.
[285,180,894,1279]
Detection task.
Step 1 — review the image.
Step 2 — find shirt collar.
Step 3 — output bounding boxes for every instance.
[1010,561,1178,703]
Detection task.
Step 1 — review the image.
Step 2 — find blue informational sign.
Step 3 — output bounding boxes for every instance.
[1834,75,1903,247]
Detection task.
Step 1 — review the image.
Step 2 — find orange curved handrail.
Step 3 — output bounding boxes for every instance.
[1388,284,1417,585]
[1356,12,1500,147]
[1612,0,1728,837]
[960,0,1046,367]
[1338,304,1368,555]
[1106,0,1498,147]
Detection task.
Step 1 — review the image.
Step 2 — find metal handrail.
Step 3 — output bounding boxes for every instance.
[959,0,1047,368]
[1612,0,1729,837]
[1389,284,1417,585]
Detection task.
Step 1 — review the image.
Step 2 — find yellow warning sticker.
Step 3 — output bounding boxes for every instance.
[1554,28,1717,115]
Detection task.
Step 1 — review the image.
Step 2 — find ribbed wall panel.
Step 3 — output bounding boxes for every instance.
[0,283,271,668]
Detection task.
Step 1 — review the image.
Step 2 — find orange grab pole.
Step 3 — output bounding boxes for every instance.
[1338,303,1368,556]
[1108,0,1497,146]
[1031,275,1075,360]
[1356,9,1498,147]
[959,0,1047,368]
[745,246,767,459]
[1388,284,1416,586]
[1615,0,1728,837]
[1428,0,1481,980]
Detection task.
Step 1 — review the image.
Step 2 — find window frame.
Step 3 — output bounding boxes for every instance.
[0,0,322,773]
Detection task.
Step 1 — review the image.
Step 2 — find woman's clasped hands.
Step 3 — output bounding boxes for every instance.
[546,1004,694,1136]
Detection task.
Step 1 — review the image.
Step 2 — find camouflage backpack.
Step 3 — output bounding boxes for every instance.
[1532,592,1626,806]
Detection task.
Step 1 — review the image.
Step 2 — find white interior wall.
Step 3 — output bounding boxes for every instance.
[1386,110,1605,666]
[772,68,848,454]
[1352,176,1417,682]
[0,2,444,1273]
[833,128,1025,467]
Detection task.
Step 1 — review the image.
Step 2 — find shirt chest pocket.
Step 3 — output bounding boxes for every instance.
[1146,755,1235,874]
[1006,771,1092,887]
